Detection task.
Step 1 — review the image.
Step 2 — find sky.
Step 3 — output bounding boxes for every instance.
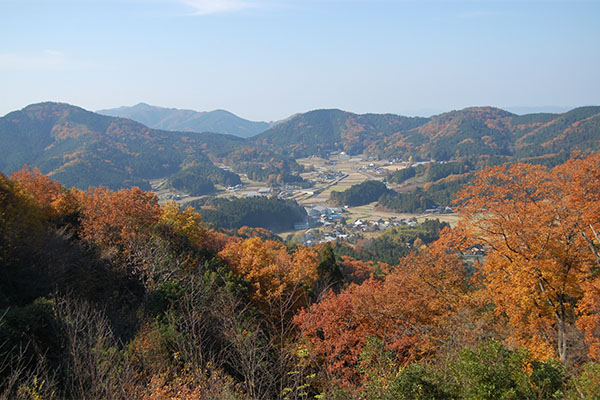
[1,0,599,121]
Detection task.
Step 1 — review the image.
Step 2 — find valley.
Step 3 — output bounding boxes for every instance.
[150,153,459,245]
[2,101,599,399]
[2,1,598,397]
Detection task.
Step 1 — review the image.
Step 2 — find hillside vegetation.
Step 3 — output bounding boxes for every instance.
[256,106,600,161]
[190,196,308,232]
[3,155,600,398]
[2,103,600,194]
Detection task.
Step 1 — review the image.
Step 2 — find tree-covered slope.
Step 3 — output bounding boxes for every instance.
[253,109,429,157]
[3,103,599,191]
[253,106,600,161]
[0,102,245,190]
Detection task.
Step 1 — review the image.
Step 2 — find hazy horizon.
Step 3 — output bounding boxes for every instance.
[1,101,590,122]
[2,0,599,121]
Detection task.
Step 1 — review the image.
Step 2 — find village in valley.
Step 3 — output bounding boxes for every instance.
[151,153,459,245]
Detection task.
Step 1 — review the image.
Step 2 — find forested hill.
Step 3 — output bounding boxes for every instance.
[375,106,600,160]
[0,102,247,190]
[98,103,269,138]
[253,109,429,157]
[2,102,600,191]
[254,106,600,160]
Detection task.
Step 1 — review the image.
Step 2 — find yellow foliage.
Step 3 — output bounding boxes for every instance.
[159,201,207,248]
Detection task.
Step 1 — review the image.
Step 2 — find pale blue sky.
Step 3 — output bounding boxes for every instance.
[1,0,599,121]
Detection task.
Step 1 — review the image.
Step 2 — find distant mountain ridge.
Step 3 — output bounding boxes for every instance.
[253,109,429,157]
[1,102,599,192]
[256,106,600,161]
[98,103,269,138]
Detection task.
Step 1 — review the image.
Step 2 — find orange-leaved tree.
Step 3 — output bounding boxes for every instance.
[218,237,320,333]
[455,155,600,363]
[554,154,600,360]
[10,165,81,222]
[294,236,468,387]
[79,186,162,274]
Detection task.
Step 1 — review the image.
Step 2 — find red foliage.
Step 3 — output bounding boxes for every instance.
[295,239,467,386]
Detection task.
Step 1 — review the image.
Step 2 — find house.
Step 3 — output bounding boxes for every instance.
[305,207,321,218]
[313,205,329,214]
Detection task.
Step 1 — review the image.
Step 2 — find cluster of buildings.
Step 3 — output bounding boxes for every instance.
[295,215,425,246]
[349,216,420,233]
[294,203,440,245]
[299,230,350,246]
[358,163,386,175]
[308,171,348,185]
[304,205,346,224]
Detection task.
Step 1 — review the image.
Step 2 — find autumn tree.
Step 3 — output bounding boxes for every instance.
[455,155,600,363]
[554,154,600,360]
[10,166,81,225]
[295,238,468,387]
[10,166,63,216]
[338,256,386,284]
[219,237,319,325]
[78,186,162,281]
[159,201,209,248]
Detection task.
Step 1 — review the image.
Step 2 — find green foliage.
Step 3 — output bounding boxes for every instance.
[238,162,307,186]
[0,102,242,191]
[565,362,600,400]
[378,188,435,213]
[358,338,453,400]
[254,109,428,157]
[194,197,308,232]
[387,363,453,400]
[388,166,416,184]
[169,164,241,196]
[451,340,530,399]
[4,103,600,195]
[448,340,565,400]
[514,107,600,157]
[426,159,472,182]
[379,173,471,213]
[529,359,565,399]
[331,180,393,207]
[315,243,343,292]
[425,175,472,205]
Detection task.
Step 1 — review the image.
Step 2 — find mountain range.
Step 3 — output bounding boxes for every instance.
[97,103,269,138]
[256,106,600,160]
[1,102,599,192]
[0,102,245,190]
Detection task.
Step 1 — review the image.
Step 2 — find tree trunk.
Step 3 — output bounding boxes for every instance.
[557,306,567,363]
